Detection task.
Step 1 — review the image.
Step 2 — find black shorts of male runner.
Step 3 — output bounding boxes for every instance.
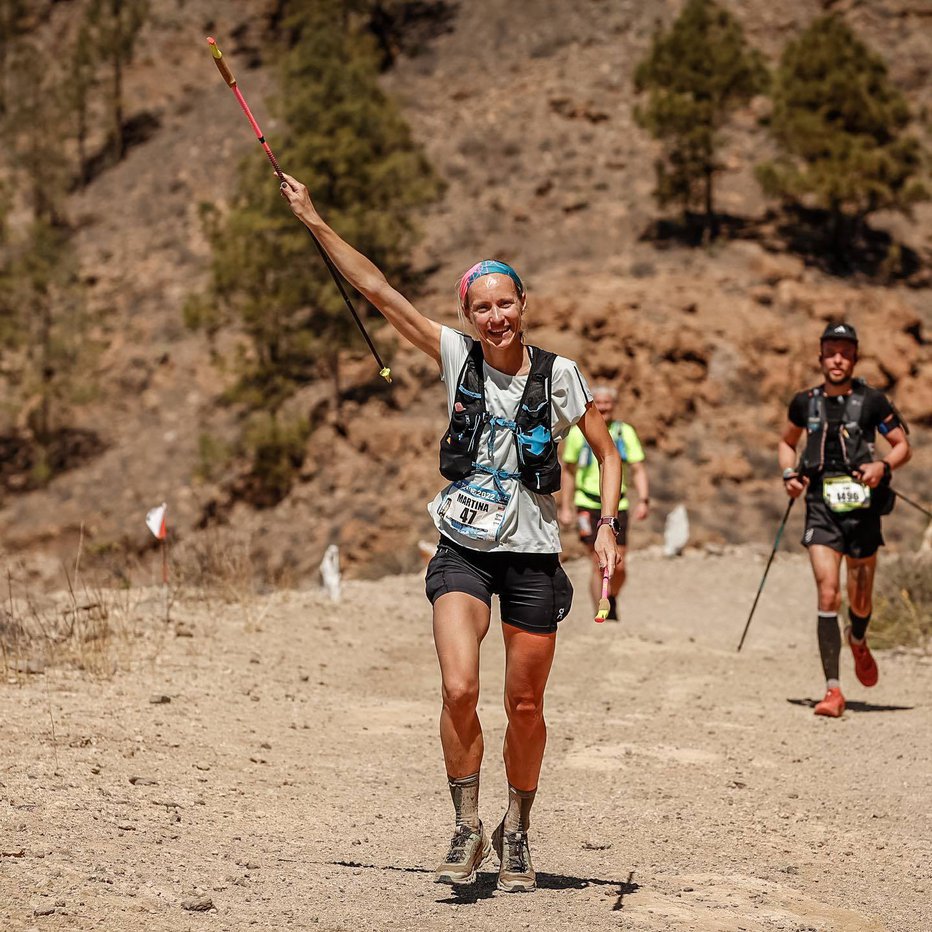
[801,497,884,559]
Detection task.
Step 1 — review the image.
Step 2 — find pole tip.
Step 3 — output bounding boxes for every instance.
[380,367,392,383]
[206,36,216,45]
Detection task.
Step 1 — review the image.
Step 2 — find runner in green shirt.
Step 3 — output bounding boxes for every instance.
[560,385,649,619]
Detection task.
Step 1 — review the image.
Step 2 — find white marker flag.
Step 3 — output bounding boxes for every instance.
[663,504,689,557]
[146,502,168,540]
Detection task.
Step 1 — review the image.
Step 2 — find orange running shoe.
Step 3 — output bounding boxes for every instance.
[814,687,845,718]
[845,626,879,688]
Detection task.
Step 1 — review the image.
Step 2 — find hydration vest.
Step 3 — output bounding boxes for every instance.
[439,340,561,494]
[800,378,875,475]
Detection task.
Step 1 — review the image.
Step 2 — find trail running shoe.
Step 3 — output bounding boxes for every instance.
[434,821,491,886]
[845,625,879,688]
[492,821,536,893]
[814,686,845,718]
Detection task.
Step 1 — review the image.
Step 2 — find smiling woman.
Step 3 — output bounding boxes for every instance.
[279,171,622,893]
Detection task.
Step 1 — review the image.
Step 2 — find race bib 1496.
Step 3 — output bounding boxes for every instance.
[822,476,871,513]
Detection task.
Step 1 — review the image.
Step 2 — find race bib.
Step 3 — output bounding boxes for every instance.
[436,481,509,542]
[823,476,871,513]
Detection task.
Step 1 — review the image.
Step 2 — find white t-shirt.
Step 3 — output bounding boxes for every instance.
[428,327,593,553]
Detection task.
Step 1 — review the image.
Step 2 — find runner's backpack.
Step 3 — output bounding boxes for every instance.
[801,378,903,514]
[440,339,561,494]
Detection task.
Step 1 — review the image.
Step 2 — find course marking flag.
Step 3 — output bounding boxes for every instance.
[146,503,167,540]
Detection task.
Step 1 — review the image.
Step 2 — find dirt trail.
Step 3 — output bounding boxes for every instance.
[2,549,930,931]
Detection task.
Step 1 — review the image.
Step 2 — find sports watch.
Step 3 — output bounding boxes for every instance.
[782,467,797,482]
[597,516,621,535]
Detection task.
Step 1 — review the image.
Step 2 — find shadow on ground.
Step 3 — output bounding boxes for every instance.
[327,860,639,909]
[787,698,914,713]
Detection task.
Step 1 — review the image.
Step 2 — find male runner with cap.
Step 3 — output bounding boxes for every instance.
[778,323,911,717]
[560,385,649,619]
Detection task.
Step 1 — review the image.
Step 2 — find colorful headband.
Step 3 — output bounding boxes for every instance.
[457,260,525,309]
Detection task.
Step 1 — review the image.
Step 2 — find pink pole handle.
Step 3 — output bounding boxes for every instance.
[594,569,611,622]
[209,38,284,180]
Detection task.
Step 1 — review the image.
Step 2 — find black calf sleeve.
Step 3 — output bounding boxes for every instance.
[817,612,841,682]
[848,608,871,641]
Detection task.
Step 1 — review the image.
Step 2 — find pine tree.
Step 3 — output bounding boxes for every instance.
[756,15,928,255]
[85,0,149,164]
[5,38,72,225]
[188,0,441,502]
[634,0,767,237]
[0,219,93,482]
[68,22,97,188]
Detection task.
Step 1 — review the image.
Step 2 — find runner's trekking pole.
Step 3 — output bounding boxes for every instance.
[206,37,392,383]
[847,468,932,520]
[736,498,795,652]
[890,488,932,520]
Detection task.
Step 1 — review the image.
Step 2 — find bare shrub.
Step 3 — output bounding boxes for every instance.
[170,529,257,602]
[169,529,270,632]
[871,553,932,651]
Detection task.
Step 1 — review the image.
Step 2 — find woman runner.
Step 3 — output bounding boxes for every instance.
[280,173,622,893]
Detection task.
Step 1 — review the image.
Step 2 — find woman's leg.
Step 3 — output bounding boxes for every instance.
[501,625,556,795]
[492,624,556,892]
[432,591,493,884]
[432,591,491,779]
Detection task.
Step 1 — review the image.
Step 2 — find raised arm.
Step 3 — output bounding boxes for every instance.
[280,173,441,364]
[577,402,622,576]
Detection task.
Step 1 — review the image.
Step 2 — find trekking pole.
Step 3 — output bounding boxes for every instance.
[847,468,932,520]
[736,497,795,652]
[891,488,932,520]
[206,37,392,383]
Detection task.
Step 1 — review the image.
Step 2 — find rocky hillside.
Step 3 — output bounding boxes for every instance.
[1,0,930,587]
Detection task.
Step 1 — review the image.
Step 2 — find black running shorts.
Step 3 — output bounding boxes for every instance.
[577,508,629,548]
[425,537,573,634]
[802,496,884,559]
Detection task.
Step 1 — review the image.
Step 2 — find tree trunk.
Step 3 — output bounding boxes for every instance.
[37,297,53,444]
[331,354,342,417]
[112,52,123,162]
[702,166,716,244]
[77,107,88,188]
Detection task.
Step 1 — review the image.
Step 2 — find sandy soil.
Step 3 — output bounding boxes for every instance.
[2,549,930,932]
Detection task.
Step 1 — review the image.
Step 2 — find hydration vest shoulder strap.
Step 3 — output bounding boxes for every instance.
[843,380,866,428]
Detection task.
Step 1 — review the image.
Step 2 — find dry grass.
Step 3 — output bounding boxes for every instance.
[0,528,270,681]
[169,528,269,631]
[170,528,257,602]
[0,561,143,679]
[870,553,932,651]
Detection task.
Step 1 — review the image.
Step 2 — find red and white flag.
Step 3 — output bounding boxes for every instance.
[146,502,168,540]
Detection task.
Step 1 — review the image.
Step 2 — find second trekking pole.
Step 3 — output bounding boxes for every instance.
[737,497,795,652]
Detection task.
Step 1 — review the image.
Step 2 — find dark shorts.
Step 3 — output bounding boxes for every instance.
[802,496,884,559]
[577,508,629,548]
[425,537,573,634]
